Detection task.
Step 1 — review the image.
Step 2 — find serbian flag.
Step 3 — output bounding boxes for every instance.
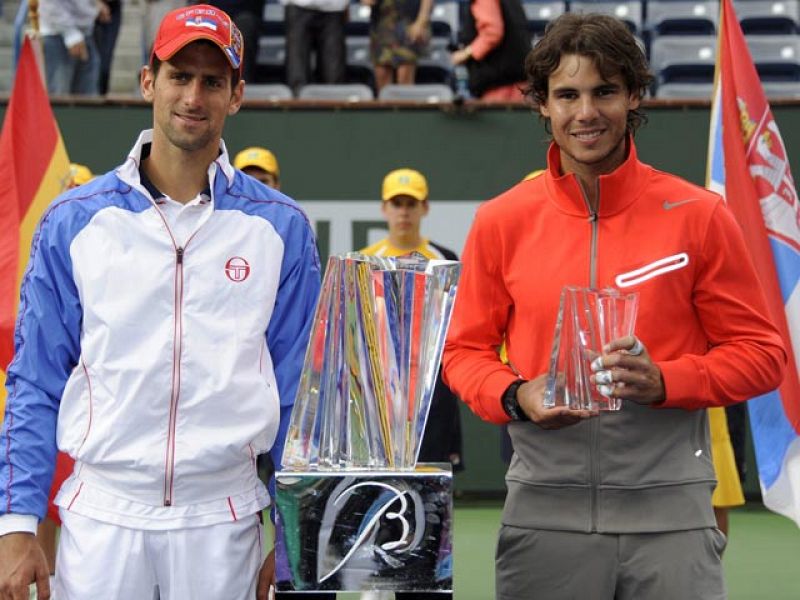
[707,0,800,526]
[0,36,71,418]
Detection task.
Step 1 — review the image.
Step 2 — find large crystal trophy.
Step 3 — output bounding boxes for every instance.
[543,287,639,411]
[275,252,460,593]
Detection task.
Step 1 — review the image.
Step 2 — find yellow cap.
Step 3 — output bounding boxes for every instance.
[234,147,280,177]
[381,168,428,202]
[69,163,93,187]
[523,169,545,181]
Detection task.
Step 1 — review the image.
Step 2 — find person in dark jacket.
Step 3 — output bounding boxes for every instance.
[450,0,530,101]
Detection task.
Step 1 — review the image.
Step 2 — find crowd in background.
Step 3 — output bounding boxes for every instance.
[17,0,532,100]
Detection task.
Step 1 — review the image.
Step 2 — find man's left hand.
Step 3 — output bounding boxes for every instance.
[406,19,430,43]
[590,336,666,405]
[256,549,275,600]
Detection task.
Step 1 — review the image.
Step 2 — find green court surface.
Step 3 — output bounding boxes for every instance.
[450,501,800,600]
[334,501,800,599]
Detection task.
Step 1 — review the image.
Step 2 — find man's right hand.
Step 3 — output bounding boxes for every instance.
[517,374,597,430]
[0,532,50,600]
[67,40,89,61]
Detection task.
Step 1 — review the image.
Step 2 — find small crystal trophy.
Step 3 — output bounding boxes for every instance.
[543,286,638,411]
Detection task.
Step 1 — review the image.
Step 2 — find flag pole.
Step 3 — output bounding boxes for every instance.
[26,0,46,82]
[28,0,39,35]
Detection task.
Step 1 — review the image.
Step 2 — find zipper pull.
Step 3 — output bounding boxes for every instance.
[176,247,184,264]
[588,211,598,223]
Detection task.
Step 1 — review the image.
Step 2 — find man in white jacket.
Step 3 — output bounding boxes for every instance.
[0,5,321,599]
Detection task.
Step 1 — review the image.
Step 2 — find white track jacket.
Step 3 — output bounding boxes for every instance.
[0,131,321,533]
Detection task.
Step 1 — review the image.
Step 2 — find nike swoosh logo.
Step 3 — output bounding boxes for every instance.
[663,199,698,210]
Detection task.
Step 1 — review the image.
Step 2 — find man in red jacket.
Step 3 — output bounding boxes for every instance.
[443,13,787,600]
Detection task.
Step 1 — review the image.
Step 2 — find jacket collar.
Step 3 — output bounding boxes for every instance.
[116,129,236,204]
[543,135,651,217]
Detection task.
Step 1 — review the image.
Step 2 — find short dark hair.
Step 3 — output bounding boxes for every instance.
[149,40,242,89]
[523,13,653,133]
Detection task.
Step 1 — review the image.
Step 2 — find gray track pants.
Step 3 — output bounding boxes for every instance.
[495,526,727,600]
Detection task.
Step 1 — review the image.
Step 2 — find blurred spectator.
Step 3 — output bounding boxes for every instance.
[94,0,122,95]
[363,0,433,92]
[282,0,348,94]
[450,0,529,101]
[234,146,281,189]
[68,162,94,187]
[208,0,267,83]
[40,0,102,95]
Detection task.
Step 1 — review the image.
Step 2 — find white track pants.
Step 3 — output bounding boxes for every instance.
[55,510,264,600]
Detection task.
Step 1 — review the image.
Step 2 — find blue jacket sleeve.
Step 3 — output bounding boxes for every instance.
[266,208,321,482]
[1,207,82,520]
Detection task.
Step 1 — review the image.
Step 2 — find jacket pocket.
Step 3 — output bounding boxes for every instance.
[615,253,689,288]
[57,360,94,457]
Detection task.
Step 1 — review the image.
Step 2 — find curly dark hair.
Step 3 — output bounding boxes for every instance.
[524,13,653,133]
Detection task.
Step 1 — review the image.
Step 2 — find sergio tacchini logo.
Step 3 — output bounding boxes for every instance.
[663,198,699,210]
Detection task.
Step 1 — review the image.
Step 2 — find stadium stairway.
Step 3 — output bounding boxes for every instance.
[0,0,147,96]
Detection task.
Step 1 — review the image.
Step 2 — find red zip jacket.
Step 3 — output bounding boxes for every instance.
[444,140,785,423]
[442,138,786,533]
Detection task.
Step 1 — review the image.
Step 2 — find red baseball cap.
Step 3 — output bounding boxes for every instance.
[150,4,243,73]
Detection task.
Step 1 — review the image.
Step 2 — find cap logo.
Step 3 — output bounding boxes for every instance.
[186,16,219,31]
[226,26,243,70]
[398,175,411,184]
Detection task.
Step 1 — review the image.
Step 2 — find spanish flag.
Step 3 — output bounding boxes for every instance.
[0,36,71,416]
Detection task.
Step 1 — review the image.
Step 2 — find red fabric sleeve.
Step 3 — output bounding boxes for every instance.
[443,205,518,424]
[469,0,505,61]
[658,203,786,409]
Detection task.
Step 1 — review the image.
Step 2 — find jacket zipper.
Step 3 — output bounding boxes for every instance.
[147,184,212,507]
[164,245,184,506]
[581,181,600,532]
[163,233,201,506]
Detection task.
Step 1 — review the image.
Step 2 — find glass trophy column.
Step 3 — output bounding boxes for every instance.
[276,253,460,593]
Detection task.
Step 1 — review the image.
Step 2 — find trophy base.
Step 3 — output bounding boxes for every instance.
[274,464,453,592]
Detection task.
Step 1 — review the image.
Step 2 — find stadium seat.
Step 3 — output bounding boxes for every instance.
[254,2,287,82]
[345,36,376,89]
[347,3,372,37]
[569,1,643,34]
[416,37,454,85]
[379,83,455,102]
[297,83,375,101]
[762,79,800,97]
[522,1,567,37]
[649,34,717,85]
[745,34,800,80]
[654,81,714,99]
[645,0,719,35]
[734,0,799,35]
[245,83,294,101]
[430,1,460,42]
[255,35,286,84]
[261,2,285,36]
